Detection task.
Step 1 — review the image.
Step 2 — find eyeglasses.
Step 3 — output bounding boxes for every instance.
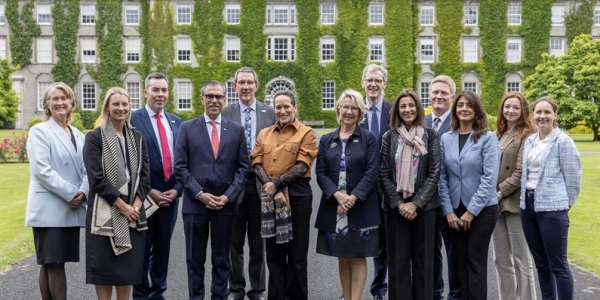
[236,81,256,87]
[49,97,71,102]
[340,105,359,112]
[364,79,384,85]
[203,94,225,100]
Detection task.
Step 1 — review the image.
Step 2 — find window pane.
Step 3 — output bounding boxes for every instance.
[508,5,521,25]
[506,39,521,63]
[369,37,384,62]
[0,5,5,24]
[82,83,97,110]
[125,5,139,25]
[177,82,192,110]
[225,37,240,62]
[321,37,335,62]
[464,5,477,25]
[0,36,6,58]
[126,38,140,63]
[322,81,335,109]
[595,6,600,25]
[321,3,335,24]
[420,82,430,107]
[420,39,434,63]
[38,82,51,111]
[81,5,96,24]
[126,82,141,109]
[177,38,191,62]
[226,4,240,24]
[81,38,96,63]
[552,6,564,25]
[463,38,478,63]
[226,81,239,105]
[37,4,51,24]
[37,38,52,63]
[369,5,384,25]
[549,38,564,56]
[507,82,520,92]
[463,82,477,93]
[178,5,191,24]
[421,6,434,26]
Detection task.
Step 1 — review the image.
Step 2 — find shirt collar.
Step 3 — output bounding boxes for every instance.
[366,98,383,111]
[238,100,256,112]
[204,113,222,124]
[432,109,451,123]
[276,118,301,131]
[145,105,164,119]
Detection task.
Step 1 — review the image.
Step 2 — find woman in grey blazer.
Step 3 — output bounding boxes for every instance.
[25,82,88,300]
[521,97,582,300]
[492,92,537,300]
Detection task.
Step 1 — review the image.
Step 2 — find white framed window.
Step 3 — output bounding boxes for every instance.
[463,5,477,26]
[551,5,564,26]
[266,4,296,25]
[320,36,335,63]
[420,6,434,26]
[420,81,431,107]
[506,81,520,92]
[81,38,96,63]
[126,82,141,110]
[81,82,97,110]
[225,4,240,24]
[0,36,7,59]
[506,38,521,63]
[224,36,241,62]
[124,4,139,25]
[369,4,384,25]
[595,6,600,26]
[226,80,239,105]
[463,82,478,93]
[0,4,6,25]
[37,82,51,111]
[177,4,192,25]
[321,3,336,25]
[462,37,478,63]
[549,38,565,56]
[507,5,521,25]
[177,37,192,63]
[322,81,335,109]
[420,38,435,63]
[125,38,141,63]
[37,4,51,25]
[176,81,192,110]
[267,36,296,61]
[368,36,385,62]
[81,4,96,25]
[37,38,52,63]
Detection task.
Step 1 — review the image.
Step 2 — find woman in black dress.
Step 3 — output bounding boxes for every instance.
[83,87,150,300]
[315,89,380,300]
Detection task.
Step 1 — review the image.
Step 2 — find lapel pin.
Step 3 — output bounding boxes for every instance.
[353,139,358,143]
[330,142,337,149]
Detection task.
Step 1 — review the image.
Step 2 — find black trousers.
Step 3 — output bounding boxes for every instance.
[386,208,435,300]
[448,203,498,300]
[229,177,266,298]
[265,195,312,300]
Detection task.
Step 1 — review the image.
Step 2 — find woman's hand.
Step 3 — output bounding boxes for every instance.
[398,202,418,220]
[263,182,277,197]
[459,211,475,230]
[446,212,461,231]
[69,191,86,210]
[334,191,355,211]
[273,191,287,204]
[116,198,140,222]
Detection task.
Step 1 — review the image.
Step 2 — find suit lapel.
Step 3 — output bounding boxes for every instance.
[197,116,216,160]
[218,118,229,159]
[47,118,78,167]
[459,132,474,159]
[137,112,161,154]
[165,112,179,142]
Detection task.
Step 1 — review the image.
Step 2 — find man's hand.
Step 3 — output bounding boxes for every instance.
[148,189,174,207]
[197,193,228,210]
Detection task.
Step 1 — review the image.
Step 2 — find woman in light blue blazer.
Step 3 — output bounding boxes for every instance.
[438,90,500,299]
[25,82,88,300]
[521,97,582,300]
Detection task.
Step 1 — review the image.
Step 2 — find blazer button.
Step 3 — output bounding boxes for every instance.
[505,166,510,170]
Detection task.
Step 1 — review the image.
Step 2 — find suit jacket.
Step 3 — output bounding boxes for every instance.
[25,118,89,227]
[425,114,451,135]
[439,130,500,216]
[496,131,526,214]
[130,108,183,195]
[175,115,250,215]
[361,99,392,142]
[315,126,380,232]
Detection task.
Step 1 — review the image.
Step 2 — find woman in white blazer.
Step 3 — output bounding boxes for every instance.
[25,82,88,300]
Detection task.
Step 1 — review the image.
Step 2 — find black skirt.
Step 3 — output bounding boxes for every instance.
[33,227,80,265]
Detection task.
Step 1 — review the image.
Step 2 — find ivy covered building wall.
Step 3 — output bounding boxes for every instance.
[2,0,597,129]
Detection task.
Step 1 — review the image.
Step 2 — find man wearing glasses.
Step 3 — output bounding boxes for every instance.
[222,67,276,300]
[175,80,250,300]
[360,64,392,300]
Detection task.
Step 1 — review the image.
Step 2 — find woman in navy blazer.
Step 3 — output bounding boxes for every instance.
[438,90,500,299]
[315,89,380,300]
[378,89,441,300]
[25,82,88,300]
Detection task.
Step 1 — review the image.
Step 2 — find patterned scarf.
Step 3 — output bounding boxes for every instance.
[90,120,147,255]
[261,187,292,244]
[396,125,428,198]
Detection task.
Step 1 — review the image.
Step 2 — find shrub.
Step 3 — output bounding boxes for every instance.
[27,117,43,129]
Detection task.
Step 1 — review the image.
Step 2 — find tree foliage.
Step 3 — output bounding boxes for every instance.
[0,58,20,127]
[525,34,600,141]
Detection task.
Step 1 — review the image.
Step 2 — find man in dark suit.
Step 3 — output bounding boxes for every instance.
[175,80,250,300]
[359,64,392,300]
[222,67,275,300]
[424,75,461,300]
[132,73,182,300]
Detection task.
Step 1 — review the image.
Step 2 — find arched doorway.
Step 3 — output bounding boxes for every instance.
[265,77,294,106]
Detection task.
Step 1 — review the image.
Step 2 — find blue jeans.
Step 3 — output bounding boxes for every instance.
[521,193,573,300]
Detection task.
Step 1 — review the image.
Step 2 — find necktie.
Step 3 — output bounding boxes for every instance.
[244,107,252,156]
[370,106,380,138]
[210,120,219,158]
[433,117,441,132]
[154,113,172,179]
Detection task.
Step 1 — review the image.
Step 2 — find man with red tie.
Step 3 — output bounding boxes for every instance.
[131,73,183,300]
[175,80,250,300]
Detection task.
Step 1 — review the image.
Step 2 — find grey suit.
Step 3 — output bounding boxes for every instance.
[222,100,275,299]
[25,118,88,228]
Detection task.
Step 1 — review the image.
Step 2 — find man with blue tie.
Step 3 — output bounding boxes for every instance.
[132,73,182,300]
[424,75,461,300]
[360,64,392,300]
[222,67,275,300]
[175,80,250,300]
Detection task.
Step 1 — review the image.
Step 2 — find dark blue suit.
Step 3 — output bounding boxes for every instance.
[425,114,460,300]
[360,99,391,297]
[175,115,250,300]
[131,108,182,300]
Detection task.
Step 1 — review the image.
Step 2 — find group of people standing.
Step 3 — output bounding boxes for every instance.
[24,64,582,300]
